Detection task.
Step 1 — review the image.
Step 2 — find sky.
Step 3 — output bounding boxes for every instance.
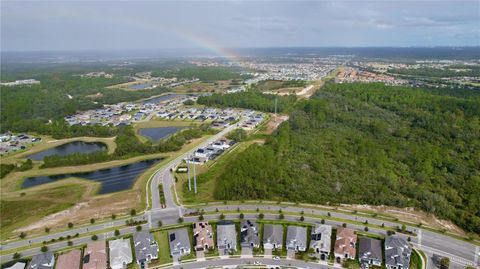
[1,0,479,52]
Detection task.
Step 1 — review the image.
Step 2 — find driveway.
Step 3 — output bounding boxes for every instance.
[196,250,205,261]
[287,249,296,259]
[264,248,272,258]
[241,247,253,258]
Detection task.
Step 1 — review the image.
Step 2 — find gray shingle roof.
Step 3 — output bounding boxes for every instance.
[310,224,332,253]
[385,236,411,268]
[217,220,237,254]
[168,228,191,255]
[359,237,383,263]
[286,226,307,250]
[240,220,260,248]
[263,224,283,248]
[30,252,54,269]
[133,232,158,263]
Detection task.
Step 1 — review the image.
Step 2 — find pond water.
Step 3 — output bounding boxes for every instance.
[138,126,188,141]
[22,158,161,194]
[26,141,107,161]
[129,83,154,90]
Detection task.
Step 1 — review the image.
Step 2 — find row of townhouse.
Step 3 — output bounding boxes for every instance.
[189,138,235,165]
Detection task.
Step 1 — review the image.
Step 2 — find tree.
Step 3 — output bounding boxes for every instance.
[68,241,73,246]
[401,224,407,232]
[342,223,347,228]
[136,225,142,231]
[300,216,305,222]
[91,234,98,241]
[440,257,450,269]
[68,222,74,228]
[220,214,225,220]
[40,246,48,252]
[130,209,136,216]
[45,227,50,233]
[158,220,163,227]
[178,217,184,223]
[321,219,325,224]
[19,232,26,239]
[199,214,205,221]
[13,252,21,259]
[111,214,116,220]
[279,213,285,219]
[364,227,369,232]
[258,213,264,219]
[90,218,95,224]
[114,229,120,236]
[239,213,244,219]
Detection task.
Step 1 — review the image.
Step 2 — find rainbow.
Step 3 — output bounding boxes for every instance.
[120,17,241,63]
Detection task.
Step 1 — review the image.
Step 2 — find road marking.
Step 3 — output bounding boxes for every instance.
[413,243,475,267]
[418,228,422,246]
[474,246,479,266]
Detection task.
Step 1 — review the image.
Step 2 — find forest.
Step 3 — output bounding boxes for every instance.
[388,65,480,78]
[208,82,480,233]
[197,89,297,113]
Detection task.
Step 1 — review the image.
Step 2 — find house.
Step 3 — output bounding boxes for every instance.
[30,252,55,269]
[286,226,307,252]
[133,232,159,266]
[83,241,107,269]
[194,148,210,158]
[263,224,283,250]
[359,237,383,268]
[168,228,191,257]
[109,238,133,269]
[240,220,260,249]
[56,249,82,269]
[217,220,237,255]
[310,224,332,260]
[385,236,411,269]
[193,222,214,252]
[334,228,357,263]
[5,262,26,269]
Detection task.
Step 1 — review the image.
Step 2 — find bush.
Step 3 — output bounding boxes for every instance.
[219,214,225,220]
[239,213,244,219]
[178,217,184,223]
[258,213,264,219]
[136,225,142,231]
[364,227,369,232]
[45,227,50,233]
[279,213,284,219]
[19,232,26,239]
[90,218,95,224]
[111,214,117,220]
[342,223,347,228]
[91,234,98,241]
[130,209,136,216]
[40,246,48,252]
[68,241,73,246]
[199,214,204,221]
[158,220,163,227]
[68,222,74,228]
[12,252,21,259]
[300,216,305,222]
[114,229,120,236]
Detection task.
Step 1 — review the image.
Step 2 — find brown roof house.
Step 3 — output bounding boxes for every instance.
[334,228,357,263]
[56,249,82,269]
[193,222,215,252]
[82,241,107,269]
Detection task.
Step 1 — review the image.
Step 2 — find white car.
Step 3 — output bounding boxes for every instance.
[253,261,262,265]
[273,256,280,260]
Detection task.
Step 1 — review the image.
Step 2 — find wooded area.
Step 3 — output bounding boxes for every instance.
[209,82,480,233]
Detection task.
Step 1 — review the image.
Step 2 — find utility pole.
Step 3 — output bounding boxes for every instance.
[193,158,197,194]
[187,155,191,191]
[274,97,278,115]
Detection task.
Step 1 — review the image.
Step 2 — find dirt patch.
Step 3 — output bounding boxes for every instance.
[264,114,289,134]
[344,204,466,235]
[86,92,103,99]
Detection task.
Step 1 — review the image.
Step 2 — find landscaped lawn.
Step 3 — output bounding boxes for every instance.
[151,230,173,265]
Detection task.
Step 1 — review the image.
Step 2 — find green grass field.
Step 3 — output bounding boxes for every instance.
[151,230,173,265]
[0,183,86,240]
